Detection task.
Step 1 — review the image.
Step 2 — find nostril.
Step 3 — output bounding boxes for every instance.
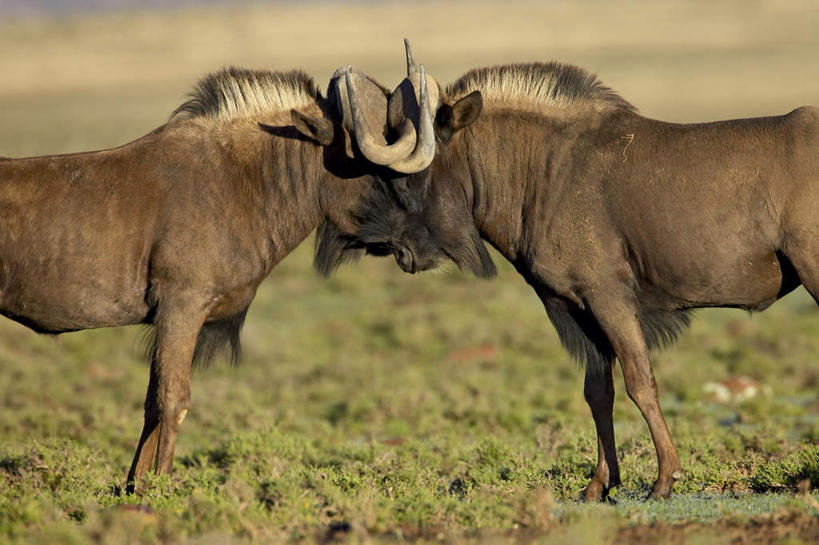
[395,246,414,272]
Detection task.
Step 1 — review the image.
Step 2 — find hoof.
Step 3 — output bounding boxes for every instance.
[125,480,149,497]
[646,483,673,501]
[646,489,670,501]
[582,480,608,502]
[646,469,681,500]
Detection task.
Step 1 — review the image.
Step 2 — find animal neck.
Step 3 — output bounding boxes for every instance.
[457,109,567,263]
[246,120,374,273]
[216,118,329,272]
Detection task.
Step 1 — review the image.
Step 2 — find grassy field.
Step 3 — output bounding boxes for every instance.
[1,1,818,543]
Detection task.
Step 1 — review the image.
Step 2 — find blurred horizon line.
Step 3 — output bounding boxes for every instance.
[0,0,354,18]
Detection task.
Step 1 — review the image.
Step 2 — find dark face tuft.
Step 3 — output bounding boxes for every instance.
[411,167,497,278]
[314,169,495,278]
[314,176,439,276]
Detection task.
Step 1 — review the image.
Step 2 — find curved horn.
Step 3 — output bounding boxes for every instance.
[404,38,418,76]
[345,68,417,165]
[388,65,436,174]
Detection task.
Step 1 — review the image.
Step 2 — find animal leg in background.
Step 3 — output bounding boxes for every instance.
[126,360,160,491]
[583,361,621,501]
[588,295,682,499]
[126,299,205,488]
[538,291,624,501]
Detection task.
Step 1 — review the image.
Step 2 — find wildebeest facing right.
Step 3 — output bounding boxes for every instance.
[327,45,819,500]
[0,63,435,491]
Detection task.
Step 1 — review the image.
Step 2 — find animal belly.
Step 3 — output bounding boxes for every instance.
[0,257,149,332]
[648,250,785,310]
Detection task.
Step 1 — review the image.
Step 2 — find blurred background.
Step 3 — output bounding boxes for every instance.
[2,0,819,157]
[0,2,818,538]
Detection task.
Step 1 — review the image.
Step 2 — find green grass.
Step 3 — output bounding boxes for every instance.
[1,245,817,544]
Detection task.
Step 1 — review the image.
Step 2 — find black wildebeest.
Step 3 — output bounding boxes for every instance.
[0,64,435,490]
[328,48,819,500]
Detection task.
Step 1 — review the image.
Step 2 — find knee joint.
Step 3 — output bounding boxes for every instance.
[162,397,190,428]
[625,384,655,406]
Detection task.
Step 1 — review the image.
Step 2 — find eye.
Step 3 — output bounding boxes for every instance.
[365,242,393,256]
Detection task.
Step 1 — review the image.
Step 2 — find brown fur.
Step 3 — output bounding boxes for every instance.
[377,62,819,501]
[0,67,396,491]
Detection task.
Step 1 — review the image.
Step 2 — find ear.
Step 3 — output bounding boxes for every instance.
[435,90,482,141]
[451,91,483,130]
[290,109,334,146]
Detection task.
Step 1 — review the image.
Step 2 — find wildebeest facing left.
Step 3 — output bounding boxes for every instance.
[0,63,435,490]
[326,46,819,500]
